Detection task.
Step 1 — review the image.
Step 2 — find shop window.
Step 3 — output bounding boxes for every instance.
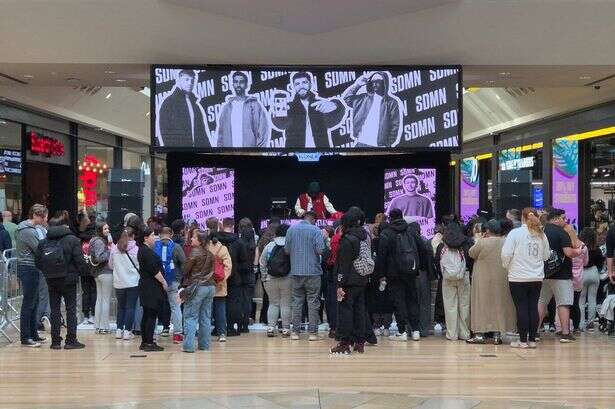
[154,156,167,218]
[77,140,113,221]
[589,135,615,236]
[123,148,152,221]
[498,145,543,212]
[0,120,22,219]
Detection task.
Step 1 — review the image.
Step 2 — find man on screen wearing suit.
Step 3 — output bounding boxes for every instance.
[271,72,345,148]
[157,69,211,148]
[216,71,270,148]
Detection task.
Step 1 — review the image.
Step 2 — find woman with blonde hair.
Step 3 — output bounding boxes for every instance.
[501,208,551,349]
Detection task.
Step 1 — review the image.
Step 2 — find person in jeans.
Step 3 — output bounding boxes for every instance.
[110,227,140,340]
[90,222,113,334]
[35,215,89,349]
[180,230,216,352]
[284,211,325,341]
[502,208,550,348]
[16,203,48,347]
[579,227,604,331]
[137,227,168,352]
[260,224,292,337]
[155,227,186,344]
[539,209,584,343]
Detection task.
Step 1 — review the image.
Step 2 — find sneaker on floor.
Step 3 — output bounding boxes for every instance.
[374,328,383,337]
[411,331,421,341]
[389,332,408,341]
[33,335,47,343]
[50,343,62,350]
[64,341,85,350]
[87,316,95,325]
[161,328,170,337]
[466,336,486,344]
[353,342,365,353]
[81,318,90,326]
[115,329,124,339]
[308,334,322,341]
[218,335,227,343]
[173,334,183,344]
[328,329,336,339]
[383,328,390,337]
[140,343,164,352]
[41,316,51,332]
[21,339,41,348]
[281,330,291,338]
[560,334,576,343]
[510,341,529,349]
[434,323,443,332]
[329,342,351,355]
[528,342,537,349]
[266,327,276,337]
[123,331,135,341]
[290,333,300,341]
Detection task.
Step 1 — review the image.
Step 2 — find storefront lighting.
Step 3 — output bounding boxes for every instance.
[78,166,83,171]
[86,167,91,171]
[450,160,457,166]
[594,168,599,173]
[475,153,493,161]
[559,126,615,142]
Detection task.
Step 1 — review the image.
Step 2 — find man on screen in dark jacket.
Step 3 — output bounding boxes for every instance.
[343,71,402,147]
[271,72,345,148]
[158,69,211,148]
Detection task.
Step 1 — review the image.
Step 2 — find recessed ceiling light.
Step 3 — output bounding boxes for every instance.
[115,79,127,83]
[486,80,496,84]
[105,93,112,99]
[594,168,599,173]
[580,75,591,80]
[104,70,116,74]
[23,75,34,79]
[499,72,511,76]
[0,120,6,125]
[145,112,150,117]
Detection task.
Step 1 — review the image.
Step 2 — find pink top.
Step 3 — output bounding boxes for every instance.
[571,245,588,292]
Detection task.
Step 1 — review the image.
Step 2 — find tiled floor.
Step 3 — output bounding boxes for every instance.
[32,391,590,409]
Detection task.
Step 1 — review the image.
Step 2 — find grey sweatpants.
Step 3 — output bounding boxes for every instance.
[291,275,321,334]
[263,275,292,329]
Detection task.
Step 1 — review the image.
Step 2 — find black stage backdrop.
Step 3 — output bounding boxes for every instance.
[167,152,451,232]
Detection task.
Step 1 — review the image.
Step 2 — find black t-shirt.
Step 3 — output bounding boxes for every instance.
[544,223,573,280]
[606,224,615,259]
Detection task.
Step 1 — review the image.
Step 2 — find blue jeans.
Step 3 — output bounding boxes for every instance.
[183,285,215,352]
[213,297,226,336]
[18,264,40,342]
[115,287,139,331]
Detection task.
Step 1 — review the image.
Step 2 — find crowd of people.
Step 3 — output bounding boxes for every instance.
[13,202,615,354]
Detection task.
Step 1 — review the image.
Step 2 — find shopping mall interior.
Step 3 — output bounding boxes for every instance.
[1,1,615,408]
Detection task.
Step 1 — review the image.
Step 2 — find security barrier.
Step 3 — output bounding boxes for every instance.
[0,249,19,342]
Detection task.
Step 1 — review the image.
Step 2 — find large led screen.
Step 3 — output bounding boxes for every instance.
[384,168,436,238]
[182,167,234,229]
[152,66,460,151]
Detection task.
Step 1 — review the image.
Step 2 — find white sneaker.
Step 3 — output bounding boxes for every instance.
[389,332,408,341]
[434,323,443,332]
[219,335,227,343]
[115,329,123,339]
[290,333,300,341]
[510,341,529,349]
[41,316,51,332]
[122,330,134,340]
[411,331,421,341]
[308,334,322,341]
[374,328,383,337]
[87,316,95,324]
[383,328,390,337]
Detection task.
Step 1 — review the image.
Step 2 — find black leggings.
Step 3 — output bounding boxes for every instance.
[509,281,542,343]
[141,307,159,344]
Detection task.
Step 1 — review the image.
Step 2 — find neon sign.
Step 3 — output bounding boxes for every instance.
[29,131,65,157]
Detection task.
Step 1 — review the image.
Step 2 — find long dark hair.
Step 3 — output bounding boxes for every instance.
[238,217,256,251]
[95,221,109,245]
[195,230,211,252]
[579,227,597,250]
[138,226,154,246]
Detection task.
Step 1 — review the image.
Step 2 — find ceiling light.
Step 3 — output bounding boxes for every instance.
[23,75,34,79]
[65,78,80,82]
[579,75,591,80]
[486,80,495,84]
[0,120,6,125]
[145,112,150,117]
[594,168,599,173]
[115,79,126,83]
[105,93,112,99]
[104,70,116,74]
[496,95,501,100]
[499,72,511,76]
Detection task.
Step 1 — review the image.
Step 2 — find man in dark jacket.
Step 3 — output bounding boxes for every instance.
[330,207,370,355]
[375,209,429,342]
[214,217,248,336]
[158,69,210,148]
[271,72,345,148]
[0,223,12,252]
[36,216,89,350]
[408,222,435,337]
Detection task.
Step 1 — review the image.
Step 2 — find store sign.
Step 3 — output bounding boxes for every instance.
[460,157,480,222]
[29,131,65,157]
[552,138,579,229]
[0,149,21,175]
[80,155,100,207]
[500,157,534,171]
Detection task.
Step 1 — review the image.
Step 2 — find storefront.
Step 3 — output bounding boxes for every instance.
[0,101,160,224]
[454,100,615,230]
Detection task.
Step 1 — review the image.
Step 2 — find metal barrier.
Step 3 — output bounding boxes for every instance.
[0,249,19,343]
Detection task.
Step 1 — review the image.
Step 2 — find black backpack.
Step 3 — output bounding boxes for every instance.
[394,230,419,276]
[36,238,67,279]
[267,244,291,278]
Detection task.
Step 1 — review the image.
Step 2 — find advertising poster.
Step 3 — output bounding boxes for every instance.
[384,168,436,238]
[460,157,479,223]
[552,138,579,229]
[182,167,234,229]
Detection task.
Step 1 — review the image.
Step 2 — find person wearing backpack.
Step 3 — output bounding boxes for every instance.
[435,221,473,341]
[501,208,551,348]
[260,224,292,337]
[155,227,186,344]
[329,207,373,355]
[35,215,89,350]
[375,209,424,342]
[90,222,113,334]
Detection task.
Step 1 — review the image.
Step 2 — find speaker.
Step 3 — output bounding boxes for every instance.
[108,195,143,211]
[109,169,144,183]
[496,197,532,214]
[499,169,532,184]
[109,181,144,196]
[499,183,532,198]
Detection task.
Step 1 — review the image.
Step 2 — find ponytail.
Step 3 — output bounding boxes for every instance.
[522,207,542,236]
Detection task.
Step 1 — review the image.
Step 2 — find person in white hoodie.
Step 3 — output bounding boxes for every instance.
[501,208,551,349]
[260,224,291,337]
[109,227,140,340]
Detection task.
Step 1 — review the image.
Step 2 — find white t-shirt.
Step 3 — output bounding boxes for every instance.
[357,94,382,146]
[301,99,315,148]
[231,100,245,148]
[501,225,551,282]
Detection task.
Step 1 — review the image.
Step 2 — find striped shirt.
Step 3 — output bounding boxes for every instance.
[284,221,325,276]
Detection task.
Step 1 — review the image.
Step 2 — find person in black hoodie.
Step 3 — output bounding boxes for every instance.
[408,222,436,337]
[214,217,248,336]
[77,208,97,324]
[35,215,89,349]
[376,209,429,342]
[330,207,370,355]
[434,221,474,341]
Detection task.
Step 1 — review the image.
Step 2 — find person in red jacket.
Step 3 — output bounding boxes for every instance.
[294,182,336,220]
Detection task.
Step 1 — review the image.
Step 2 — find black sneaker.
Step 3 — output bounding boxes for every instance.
[50,343,62,350]
[21,339,41,348]
[560,333,576,343]
[33,335,47,343]
[330,342,351,355]
[144,343,164,352]
[64,341,85,350]
[161,328,170,337]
